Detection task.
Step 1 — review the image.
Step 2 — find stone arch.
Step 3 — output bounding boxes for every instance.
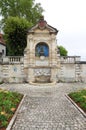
[35,42,49,57]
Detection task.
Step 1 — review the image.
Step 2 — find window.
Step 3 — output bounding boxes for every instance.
[2,49,4,55]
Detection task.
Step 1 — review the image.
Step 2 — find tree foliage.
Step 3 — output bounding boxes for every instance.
[4,17,32,56]
[0,0,43,26]
[58,45,68,56]
[0,0,43,55]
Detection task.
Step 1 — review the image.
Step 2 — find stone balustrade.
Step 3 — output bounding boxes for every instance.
[60,56,81,63]
[2,56,24,64]
[0,56,81,64]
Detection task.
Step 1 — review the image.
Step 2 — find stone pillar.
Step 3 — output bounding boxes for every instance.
[28,68,35,83]
[50,67,57,83]
[24,34,35,83]
[50,34,57,65]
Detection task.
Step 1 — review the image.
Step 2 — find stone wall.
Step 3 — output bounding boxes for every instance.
[57,57,86,83]
[0,56,86,83]
[2,64,24,83]
[58,63,76,82]
[80,63,86,82]
[0,65,2,82]
[0,56,25,83]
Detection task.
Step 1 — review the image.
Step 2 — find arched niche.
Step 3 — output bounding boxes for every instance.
[35,42,49,57]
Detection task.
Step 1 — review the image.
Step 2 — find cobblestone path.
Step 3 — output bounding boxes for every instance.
[0,83,86,130]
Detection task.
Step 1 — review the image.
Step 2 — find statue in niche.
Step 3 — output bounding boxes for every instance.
[40,46,44,56]
[35,43,49,57]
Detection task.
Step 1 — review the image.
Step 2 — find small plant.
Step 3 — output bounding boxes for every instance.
[0,81,3,84]
[1,121,8,128]
[0,89,23,129]
[69,89,86,113]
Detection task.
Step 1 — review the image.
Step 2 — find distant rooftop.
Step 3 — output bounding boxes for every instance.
[0,33,6,46]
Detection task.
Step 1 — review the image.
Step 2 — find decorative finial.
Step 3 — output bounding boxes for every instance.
[40,15,44,21]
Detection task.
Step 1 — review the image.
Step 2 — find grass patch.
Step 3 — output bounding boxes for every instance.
[68,89,86,113]
[0,89,23,129]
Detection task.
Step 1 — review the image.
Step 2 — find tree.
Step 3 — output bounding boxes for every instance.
[58,45,68,56]
[4,17,32,56]
[0,0,43,27]
[0,0,43,55]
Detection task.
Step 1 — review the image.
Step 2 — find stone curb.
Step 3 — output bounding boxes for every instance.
[6,94,26,130]
[66,95,86,118]
[29,81,56,86]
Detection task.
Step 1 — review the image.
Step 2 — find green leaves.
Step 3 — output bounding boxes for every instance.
[4,17,32,56]
[0,0,43,25]
[0,89,23,128]
[0,0,43,55]
[58,45,68,56]
[69,89,86,112]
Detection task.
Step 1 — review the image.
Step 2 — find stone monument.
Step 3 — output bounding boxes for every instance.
[24,17,60,84]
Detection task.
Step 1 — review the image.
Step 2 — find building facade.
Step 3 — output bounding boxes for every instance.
[0,33,6,58]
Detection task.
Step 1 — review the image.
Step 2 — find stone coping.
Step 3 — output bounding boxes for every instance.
[29,81,56,86]
[6,94,26,130]
[66,95,86,118]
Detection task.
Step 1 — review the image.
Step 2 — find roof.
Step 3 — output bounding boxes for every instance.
[0,42,6,46]
[28,17,58,35]
[0,33,6,46]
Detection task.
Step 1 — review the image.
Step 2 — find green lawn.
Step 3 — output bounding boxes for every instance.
[0,89,23,129]
[68,89,86,113]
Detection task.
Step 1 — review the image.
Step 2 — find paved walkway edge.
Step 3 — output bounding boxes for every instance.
[6,94,26,130]
[66,95,86,118]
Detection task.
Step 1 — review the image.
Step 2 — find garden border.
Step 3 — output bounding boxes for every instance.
[6,94,26,130]
[66,95,86,118]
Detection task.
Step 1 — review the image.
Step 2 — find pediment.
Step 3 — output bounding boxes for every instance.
[28,17,58,35]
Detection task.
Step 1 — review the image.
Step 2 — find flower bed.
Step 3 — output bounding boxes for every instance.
[68,89,86,113]
[0,89,23,129]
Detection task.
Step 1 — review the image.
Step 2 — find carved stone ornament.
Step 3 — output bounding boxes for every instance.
[38,20,46,30]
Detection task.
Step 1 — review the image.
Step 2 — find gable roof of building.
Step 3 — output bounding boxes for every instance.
[0,42,6,46]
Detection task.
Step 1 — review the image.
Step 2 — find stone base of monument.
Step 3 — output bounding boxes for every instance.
[29,75,57,86]
[35,75,51,83]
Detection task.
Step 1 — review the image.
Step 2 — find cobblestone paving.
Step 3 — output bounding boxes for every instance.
[0,83,86,130]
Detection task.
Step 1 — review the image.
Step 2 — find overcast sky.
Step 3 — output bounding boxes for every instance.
[36,0,86,60]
